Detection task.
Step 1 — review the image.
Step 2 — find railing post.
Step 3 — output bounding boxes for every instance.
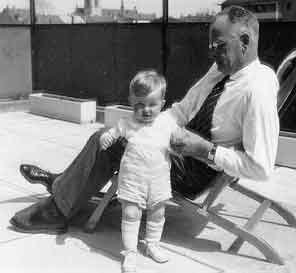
[30,0,37,92]
[30,0,36,25]
[162,0,168,77]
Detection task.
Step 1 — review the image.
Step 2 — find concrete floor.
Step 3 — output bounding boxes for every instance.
[0,111,296,273]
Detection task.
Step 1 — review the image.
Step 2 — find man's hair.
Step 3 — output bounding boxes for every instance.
[214,5,259,39]
[129,70,167,98]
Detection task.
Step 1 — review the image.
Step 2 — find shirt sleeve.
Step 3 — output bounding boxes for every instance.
[214,72,280,181]
[168,63,225,127]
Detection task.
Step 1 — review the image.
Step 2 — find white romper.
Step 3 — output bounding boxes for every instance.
[105,110,178,209]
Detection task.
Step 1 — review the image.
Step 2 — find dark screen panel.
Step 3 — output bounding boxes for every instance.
[32,21,296,110]
[115,24,163,105]
[70,24,116,104]
[32,25,72,96]
[166,23,211,105]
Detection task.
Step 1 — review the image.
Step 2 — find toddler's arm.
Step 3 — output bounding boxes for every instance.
[100,118,127,150]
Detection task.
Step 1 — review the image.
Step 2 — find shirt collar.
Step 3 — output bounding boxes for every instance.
[229,58,260,81]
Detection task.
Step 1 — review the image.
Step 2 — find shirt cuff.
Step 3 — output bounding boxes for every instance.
[213,145,228,170]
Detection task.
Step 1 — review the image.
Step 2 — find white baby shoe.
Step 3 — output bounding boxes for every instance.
[145,242,169,263]
[121,250,137,273]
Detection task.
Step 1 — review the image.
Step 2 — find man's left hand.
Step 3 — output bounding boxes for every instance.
[170,127,213,160]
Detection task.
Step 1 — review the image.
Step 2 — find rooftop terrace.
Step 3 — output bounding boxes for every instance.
[0,111,296,273]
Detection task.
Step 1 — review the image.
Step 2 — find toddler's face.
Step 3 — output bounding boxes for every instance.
[129,89,165,124]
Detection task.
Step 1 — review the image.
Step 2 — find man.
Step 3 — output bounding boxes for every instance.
[10,5,279,234]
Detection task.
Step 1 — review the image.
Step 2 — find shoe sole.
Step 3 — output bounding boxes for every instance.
[9,218,67,235]
[20,168,52,194]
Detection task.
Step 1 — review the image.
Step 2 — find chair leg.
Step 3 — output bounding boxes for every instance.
[231,183,296,227]
[228,199,271,253]
[269,201,296,227]
[207,206,284,265]
[173,194,284,265]
[202,174,234,209]
[84,176,118,233]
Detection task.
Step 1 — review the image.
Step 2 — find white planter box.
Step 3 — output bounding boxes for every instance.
[29,93,96,124]
[276,133,296,169]
[104,105,132,127]
[96,105,106,124]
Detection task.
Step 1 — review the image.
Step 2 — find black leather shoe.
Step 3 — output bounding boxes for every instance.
[20,164,58,194]
[9,197,68,234]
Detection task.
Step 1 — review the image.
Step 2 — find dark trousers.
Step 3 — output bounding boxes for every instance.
[52,130,219,219]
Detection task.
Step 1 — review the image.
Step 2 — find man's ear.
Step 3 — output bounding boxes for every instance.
[240,33,249,54]
[162,99,166,108]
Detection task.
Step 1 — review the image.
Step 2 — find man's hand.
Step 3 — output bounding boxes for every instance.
[170,127,213,160]
[100,132,114,150]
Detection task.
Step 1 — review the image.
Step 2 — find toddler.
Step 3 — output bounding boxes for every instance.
[100,70,178,273]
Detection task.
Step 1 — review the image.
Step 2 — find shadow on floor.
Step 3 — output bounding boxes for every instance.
[5,194,283,266]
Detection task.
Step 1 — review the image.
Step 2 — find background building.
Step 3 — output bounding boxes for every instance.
[221,0,296,21]
[0,0,157,24]
[0,5,67,24]
[74,0,156,23]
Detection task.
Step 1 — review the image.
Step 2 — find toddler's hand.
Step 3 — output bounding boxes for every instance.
[100,133,114,150]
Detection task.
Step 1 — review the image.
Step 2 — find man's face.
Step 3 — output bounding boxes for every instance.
[209,16,244,75]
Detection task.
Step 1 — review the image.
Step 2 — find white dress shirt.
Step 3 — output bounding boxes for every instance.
[169,59,279,181]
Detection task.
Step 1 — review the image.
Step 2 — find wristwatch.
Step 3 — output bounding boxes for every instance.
[208,144,217,163]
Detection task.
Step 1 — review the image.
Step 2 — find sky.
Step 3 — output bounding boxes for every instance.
[0,0,222,17]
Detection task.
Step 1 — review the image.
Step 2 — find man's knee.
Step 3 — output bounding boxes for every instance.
[90,128,107,143]
[84,128,110,154]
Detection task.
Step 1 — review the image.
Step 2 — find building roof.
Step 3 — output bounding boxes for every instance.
[0,12,18,24]
[222,0,279,5]
[86,15,117,23]
[0,7,66,24]
[36,14,65,24]
[0,7,30,24]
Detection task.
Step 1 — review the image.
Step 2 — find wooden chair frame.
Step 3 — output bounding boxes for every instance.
[84,172,296,265]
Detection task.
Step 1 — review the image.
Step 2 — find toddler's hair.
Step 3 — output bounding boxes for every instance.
[129,70,167,98]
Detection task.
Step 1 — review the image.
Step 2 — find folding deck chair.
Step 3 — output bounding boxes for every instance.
[84,169,296,265]
[84,66,296,264]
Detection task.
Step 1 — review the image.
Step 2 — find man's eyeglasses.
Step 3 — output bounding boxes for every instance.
[209,37,238,52]
[209,41,228,52]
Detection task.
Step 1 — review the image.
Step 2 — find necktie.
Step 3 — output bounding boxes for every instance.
[186,75,230,140]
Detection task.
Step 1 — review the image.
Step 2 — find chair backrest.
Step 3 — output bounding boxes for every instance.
[276,49,296,115]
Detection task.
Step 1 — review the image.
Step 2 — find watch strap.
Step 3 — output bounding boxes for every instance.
[208,144,217,163]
